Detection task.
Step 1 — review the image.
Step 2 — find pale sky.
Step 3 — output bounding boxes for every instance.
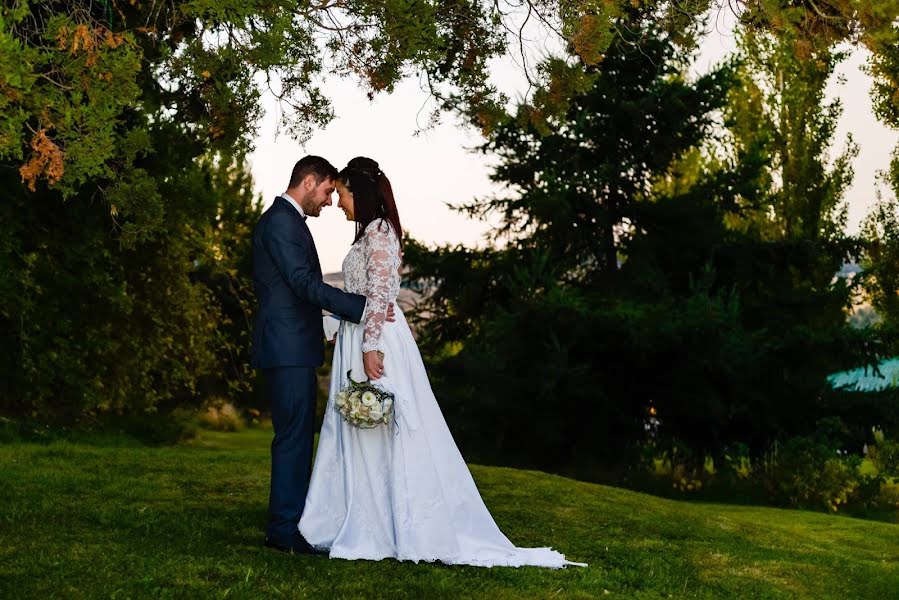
[249,12,898,274]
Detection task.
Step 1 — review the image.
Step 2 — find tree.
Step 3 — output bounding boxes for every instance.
[0,1,509,233]
[3,0,898,430]
[0,138,262,423]
[6,2,899,217]
[0,0,512,423]
[407,11,745,468]
[406,17,876,472]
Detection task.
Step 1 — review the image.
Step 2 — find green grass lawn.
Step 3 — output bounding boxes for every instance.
[1,427,897,599]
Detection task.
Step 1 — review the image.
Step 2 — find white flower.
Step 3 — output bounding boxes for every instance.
[335,384,394,428]
[361,391,378,407]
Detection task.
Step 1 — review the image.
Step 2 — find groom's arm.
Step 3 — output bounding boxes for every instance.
[263,211,366,323]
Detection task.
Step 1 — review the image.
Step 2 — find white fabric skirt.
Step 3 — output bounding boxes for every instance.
[299,310,585,568]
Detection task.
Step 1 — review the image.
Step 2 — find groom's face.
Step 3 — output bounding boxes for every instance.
[301,175,335,217]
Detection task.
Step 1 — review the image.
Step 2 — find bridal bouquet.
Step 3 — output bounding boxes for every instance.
[334,371,395,429]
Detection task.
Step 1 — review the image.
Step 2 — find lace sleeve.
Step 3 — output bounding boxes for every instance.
[362,220,401,353]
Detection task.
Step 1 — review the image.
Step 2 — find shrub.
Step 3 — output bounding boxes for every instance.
[116,408,200,445]
[634,420,899,518]
[868,427,899,476]
[200,398,244,432]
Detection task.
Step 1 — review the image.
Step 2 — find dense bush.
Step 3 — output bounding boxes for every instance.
[0,152,260,425]
[632,420,899,518]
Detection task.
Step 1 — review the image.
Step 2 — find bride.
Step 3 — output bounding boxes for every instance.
[299,157,584,568]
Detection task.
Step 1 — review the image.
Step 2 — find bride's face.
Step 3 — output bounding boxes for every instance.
[336,180,355,221]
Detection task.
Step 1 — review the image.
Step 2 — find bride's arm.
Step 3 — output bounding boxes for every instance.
[362,221,400,354]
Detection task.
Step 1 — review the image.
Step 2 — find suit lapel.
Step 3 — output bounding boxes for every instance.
[274,196,322,277]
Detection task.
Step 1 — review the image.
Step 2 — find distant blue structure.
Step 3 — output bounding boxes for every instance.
[828,358,899,392]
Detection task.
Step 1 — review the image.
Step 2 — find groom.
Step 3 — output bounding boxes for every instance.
[251,155,391,554]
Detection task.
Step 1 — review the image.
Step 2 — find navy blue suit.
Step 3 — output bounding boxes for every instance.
[251,196,366,545]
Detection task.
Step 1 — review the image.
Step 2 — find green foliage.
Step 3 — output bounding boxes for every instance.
[410,16,738,467]
[727,31,855,242]
[869,24,899,129]
[633,421,899,519]
[0,1,524,426]
[759,418,861,512]
[0,5,143,198]
[869,426,899,477]
[465,15,731,281]
[0,2,303,425]
[407,19,875,474]
[0,146,261,424]
[860,197,899,329]
[6,2,898,211]
[2,427,899,598]
[5,0,899,475]
[2,1,510,220]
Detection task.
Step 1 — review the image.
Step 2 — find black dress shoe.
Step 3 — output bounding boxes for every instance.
[303,544,329,556]
[263,537,294,553]
[264,535,329,556]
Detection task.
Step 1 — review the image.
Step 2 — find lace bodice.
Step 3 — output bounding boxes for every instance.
[342,219,401,353]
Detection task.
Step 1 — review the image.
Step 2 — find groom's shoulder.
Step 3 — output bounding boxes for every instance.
[264,196,290,215]
[260,198,297,226]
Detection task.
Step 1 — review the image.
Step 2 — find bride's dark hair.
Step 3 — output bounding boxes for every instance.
[338,157,403,249]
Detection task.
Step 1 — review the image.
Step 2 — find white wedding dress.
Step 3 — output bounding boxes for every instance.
[299,219,584,568]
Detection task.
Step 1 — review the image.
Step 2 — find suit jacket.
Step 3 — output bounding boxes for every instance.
[251,196,366,368]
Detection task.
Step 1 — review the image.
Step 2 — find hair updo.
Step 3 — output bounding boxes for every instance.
[347,156,381,175]
[337,157,403,249]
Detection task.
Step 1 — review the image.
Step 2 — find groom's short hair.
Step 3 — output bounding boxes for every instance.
[288,155,338,189]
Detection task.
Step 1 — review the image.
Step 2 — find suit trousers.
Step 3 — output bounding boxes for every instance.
[264,366,317,543]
